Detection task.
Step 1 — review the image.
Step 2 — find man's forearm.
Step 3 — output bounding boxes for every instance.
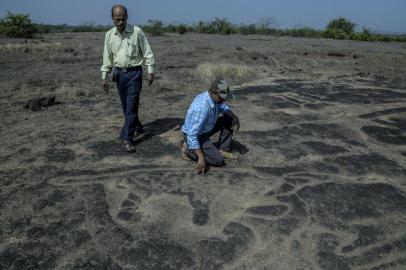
[147,65,155,74]
[193,148,205,160]
[101,71,109,80]
[224,109,240,132]
[224,110,235,118]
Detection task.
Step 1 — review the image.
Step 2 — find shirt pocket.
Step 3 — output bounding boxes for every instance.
[108,40,119,55]
[127,40,139,58]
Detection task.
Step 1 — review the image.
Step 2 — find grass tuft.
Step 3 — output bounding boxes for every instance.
[195,62,255,85]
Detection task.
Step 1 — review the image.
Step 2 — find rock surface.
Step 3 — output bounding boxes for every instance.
[1,33,406,269]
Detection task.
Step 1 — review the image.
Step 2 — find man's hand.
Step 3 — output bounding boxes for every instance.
[194,149,206,174]
[102,79,109,93]
[231,115,240,133]
[147,73,154,86]
[224,110,240,133]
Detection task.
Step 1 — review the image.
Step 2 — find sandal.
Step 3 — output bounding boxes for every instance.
[124,141,136,153]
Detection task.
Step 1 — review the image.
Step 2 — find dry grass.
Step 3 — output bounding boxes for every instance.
[12,81,98,103]
[195,62,255,85]
[55,83,97,100]
[0,41,62,54]
[0,40,96,66]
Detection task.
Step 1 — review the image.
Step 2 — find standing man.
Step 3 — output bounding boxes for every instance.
[180,79,240,174]
[101,4,156,152]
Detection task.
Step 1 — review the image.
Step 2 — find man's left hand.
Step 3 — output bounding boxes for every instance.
[231,115,240,133]
[147,73,154,86]
[102,79,109,93]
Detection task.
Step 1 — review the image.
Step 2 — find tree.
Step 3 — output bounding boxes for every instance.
[0,11,38,38]
[327,17,355,34]
[209,18,234,34]
[146,20,163,36]
[256,17,278,34]
[195,21,208,33]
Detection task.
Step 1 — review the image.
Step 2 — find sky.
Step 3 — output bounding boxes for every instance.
[1,0,406,33]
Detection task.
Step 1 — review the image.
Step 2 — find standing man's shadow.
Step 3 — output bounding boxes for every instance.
[134,117,183,144]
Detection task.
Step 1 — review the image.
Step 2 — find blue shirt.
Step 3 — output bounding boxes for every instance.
[182,91,230,149]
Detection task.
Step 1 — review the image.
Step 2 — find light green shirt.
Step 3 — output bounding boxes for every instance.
[101,24,155,79]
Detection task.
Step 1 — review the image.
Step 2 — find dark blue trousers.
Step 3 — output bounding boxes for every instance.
[183,115,234,166]
[116,67,143,142]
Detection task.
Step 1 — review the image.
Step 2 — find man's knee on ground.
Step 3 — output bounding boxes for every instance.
[207,155,225,167]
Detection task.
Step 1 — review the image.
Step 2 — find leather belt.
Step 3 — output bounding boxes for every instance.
[115,66,142,72]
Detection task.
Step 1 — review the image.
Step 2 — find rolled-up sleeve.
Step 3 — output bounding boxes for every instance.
[101,32,113,79]
[138,29,156,74]
[185,106,208,150]
[219,103,230,113]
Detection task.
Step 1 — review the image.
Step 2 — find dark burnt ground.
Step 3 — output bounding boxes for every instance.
[1,34,406,270]
[1,78,405,270]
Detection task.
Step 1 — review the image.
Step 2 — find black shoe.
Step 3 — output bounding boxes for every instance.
[124,140,136,152]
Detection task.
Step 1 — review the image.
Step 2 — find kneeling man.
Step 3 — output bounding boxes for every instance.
[180,79,240,174]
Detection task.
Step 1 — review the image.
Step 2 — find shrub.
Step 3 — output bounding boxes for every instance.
[237,24,257,35]
[377,35,392,42]
[350,32,365,41]
[176,24,187,35]
[327,17,355,34]
[71,23,108,32]
[322,29,350,40]
[144,20,164,36]
[191,18,235,34]
[34,24,73,33]
[285,27,322,38]
[165,24,177,33]
[223,25,236,35]
[35,24,51,34]
[350,27,372,41]
[195,21,208,33]
[394,36,406,42]
[0,11,38,38]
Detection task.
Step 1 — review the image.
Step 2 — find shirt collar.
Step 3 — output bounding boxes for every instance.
[205,91,215,109]
[114,24,133,35]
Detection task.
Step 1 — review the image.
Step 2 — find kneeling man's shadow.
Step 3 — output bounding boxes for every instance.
[139,117,249,155]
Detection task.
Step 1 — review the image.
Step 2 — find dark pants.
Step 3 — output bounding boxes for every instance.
[183,115,233,166]
[116,67,143,142]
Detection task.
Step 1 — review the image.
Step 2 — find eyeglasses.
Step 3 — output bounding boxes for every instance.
[112,17,127,23]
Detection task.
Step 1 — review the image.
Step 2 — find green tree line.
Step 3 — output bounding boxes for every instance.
[1,11,405,42]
